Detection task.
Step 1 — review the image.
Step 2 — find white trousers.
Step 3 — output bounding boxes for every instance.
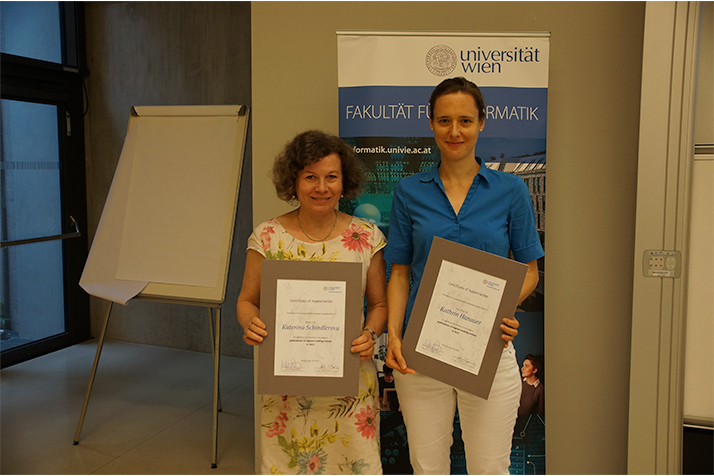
[393,343,522,475]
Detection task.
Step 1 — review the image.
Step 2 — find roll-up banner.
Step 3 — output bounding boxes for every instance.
[338,32,548,474]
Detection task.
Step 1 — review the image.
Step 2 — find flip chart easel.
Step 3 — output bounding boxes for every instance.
[75,105,250,468]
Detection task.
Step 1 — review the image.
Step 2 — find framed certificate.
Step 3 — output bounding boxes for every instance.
[402,237,528,399]
[256,259,362,396]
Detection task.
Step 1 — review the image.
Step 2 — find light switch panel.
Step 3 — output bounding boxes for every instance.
[643,250,682,278]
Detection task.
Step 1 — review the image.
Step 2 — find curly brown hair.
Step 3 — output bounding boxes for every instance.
[271,130,365,204]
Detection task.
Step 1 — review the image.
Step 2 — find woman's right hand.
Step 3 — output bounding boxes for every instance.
[385,334,416,375]
[243,316,267,345]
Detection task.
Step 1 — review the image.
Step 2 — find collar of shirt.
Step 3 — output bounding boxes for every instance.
[419,157,493,186]
[523,377,541,387]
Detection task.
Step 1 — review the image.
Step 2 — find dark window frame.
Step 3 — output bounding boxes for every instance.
[1,2,90,367]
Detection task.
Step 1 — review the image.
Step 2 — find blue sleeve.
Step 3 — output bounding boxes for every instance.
[508,179,545,264]
[384,181,414,265]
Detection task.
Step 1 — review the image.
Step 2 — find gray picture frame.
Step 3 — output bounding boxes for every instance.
[402,237,528,399]
[256,259,363,396]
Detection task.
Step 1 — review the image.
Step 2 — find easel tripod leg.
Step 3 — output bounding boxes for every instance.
[211,307,221,468]
[73,301,113,445]
[208,308,222,412]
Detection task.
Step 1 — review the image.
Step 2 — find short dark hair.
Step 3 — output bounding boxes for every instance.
[524,354,544,377]
[271,130,365,204]
[429,77,486,121]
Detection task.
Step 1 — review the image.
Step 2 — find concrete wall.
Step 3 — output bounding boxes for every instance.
[251,2,645,474]
[83,2,253,358]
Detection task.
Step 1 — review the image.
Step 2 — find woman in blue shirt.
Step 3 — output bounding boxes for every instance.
[384,77,544,474]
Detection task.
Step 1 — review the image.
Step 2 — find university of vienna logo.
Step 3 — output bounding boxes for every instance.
[425,45,457,76]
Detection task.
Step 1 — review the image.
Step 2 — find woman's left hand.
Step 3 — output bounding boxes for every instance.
[351,330,375,360]
[500,315,520,348]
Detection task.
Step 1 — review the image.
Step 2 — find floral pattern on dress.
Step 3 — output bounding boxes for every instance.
[340,222,371,252]
[266,411,289,437]
[354,405,377,439]
[248,217,386,475]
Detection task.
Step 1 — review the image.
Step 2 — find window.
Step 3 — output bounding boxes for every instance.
[0,2,90,367]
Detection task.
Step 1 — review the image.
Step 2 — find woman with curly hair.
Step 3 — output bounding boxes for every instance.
[237,130,387,475]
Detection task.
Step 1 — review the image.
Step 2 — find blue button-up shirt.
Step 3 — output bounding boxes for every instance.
[384,159,545,332]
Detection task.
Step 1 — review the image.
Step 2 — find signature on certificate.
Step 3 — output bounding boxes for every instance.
[315,362,339,373]
[280,359,303,372]
[421,339,444,355]
[453,354,476,370]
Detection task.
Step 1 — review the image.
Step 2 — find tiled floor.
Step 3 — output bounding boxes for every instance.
[0,339,256,474]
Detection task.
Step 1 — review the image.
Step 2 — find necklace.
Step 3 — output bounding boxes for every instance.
[297,208,338,242]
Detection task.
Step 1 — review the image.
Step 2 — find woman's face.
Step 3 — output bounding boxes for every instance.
[521,359,536,379]
[295,153,343,215]
[429,91,484,164]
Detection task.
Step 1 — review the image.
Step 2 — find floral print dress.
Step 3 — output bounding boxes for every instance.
[247,216,387,475]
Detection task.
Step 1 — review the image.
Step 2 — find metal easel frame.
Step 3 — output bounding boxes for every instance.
[72,105,249,468]
[72,299,223,468]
